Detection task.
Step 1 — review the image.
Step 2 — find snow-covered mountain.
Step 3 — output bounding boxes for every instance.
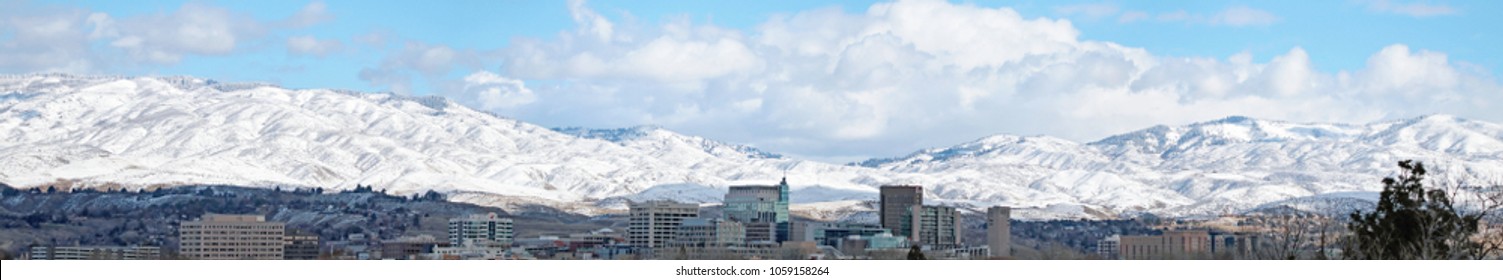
[553,125,784,160]
[0,74,893,215]
[863,115,1503,217]
[3,74,1500,220]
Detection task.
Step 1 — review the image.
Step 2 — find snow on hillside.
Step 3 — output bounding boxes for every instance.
[4,74,1502,220]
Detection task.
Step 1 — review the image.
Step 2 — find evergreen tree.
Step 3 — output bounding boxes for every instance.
[906,245,926,260]
[1345,160,1482,259]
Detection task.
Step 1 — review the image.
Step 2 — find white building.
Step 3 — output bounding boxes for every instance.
[628,200,699,248]
[448,212,514,247]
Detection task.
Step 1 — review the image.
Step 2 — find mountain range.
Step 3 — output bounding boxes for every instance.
[4,74,1501,220]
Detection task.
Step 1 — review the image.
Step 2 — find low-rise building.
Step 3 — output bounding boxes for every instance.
[673,218,745,248]
[793,222,893,248]
[381,235,446,260]
[283,229,320,260]
[28,245,162,260]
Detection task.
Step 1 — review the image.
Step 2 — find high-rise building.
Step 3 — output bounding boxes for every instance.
[724,184,779,243]
[775,177,791,242]
[986,206,1011,258]
[178,214,285,260]
[879,185,922,237]
[628,200,699,248]
[907,205,962,247]
[283,229,321,260]
[673,218,746,247]
[448,212,514,247]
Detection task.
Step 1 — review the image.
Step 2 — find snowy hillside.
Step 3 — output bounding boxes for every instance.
[0,74,893,214]
[864,114,1503,217]
[3,74,1501,220]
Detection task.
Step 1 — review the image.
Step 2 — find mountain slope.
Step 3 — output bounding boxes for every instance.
[864,114,1503,217]
[0,74,893,213]
[4,74,1501,220]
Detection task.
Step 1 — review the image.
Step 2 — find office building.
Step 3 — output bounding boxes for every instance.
[907,205,963,247]
[673,218,746,247]
[178,214,285,260]
[448,212,514,247]
[986,206,1011,258]
[1118,230,1210,260]
[628,200,699,248]
[775,177,791,242]
[720,177,791,242]
[283,229,320,260]
[28,245,162,260]
[879,185,922,237]
[723,184,780,243]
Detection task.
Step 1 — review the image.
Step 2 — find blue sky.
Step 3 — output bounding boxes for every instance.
[3,0,1501,161]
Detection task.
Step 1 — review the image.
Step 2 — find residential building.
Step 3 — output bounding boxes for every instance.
[906,205,963,247]
[673,218,746,247]
[28,245,162,260]
[178,214,285,260]
[448,212,514,247]
[1118,230,1211,260]
[986,206,1011,258]
[628,200,699,248]
[283,229,320,260]
[879,185,922,237]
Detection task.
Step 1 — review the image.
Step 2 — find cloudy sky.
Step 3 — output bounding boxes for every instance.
[3,0,1501,162]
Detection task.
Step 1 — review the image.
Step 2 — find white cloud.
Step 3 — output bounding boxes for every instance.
[1212,6,1280,27]
[1357,0,1459,17]
[1117,11,1150,23]
[1055,3,1119,19]
[1123,6,1280,27]
[0,1,334,71]
[0,3,100,73]
[474,0,1501,160]
[283,1,333,28]
[567,0,615,42]
[286,35,344,57]
[463,71,538,110]
[359,42,494,95]
[101,3,267,64]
